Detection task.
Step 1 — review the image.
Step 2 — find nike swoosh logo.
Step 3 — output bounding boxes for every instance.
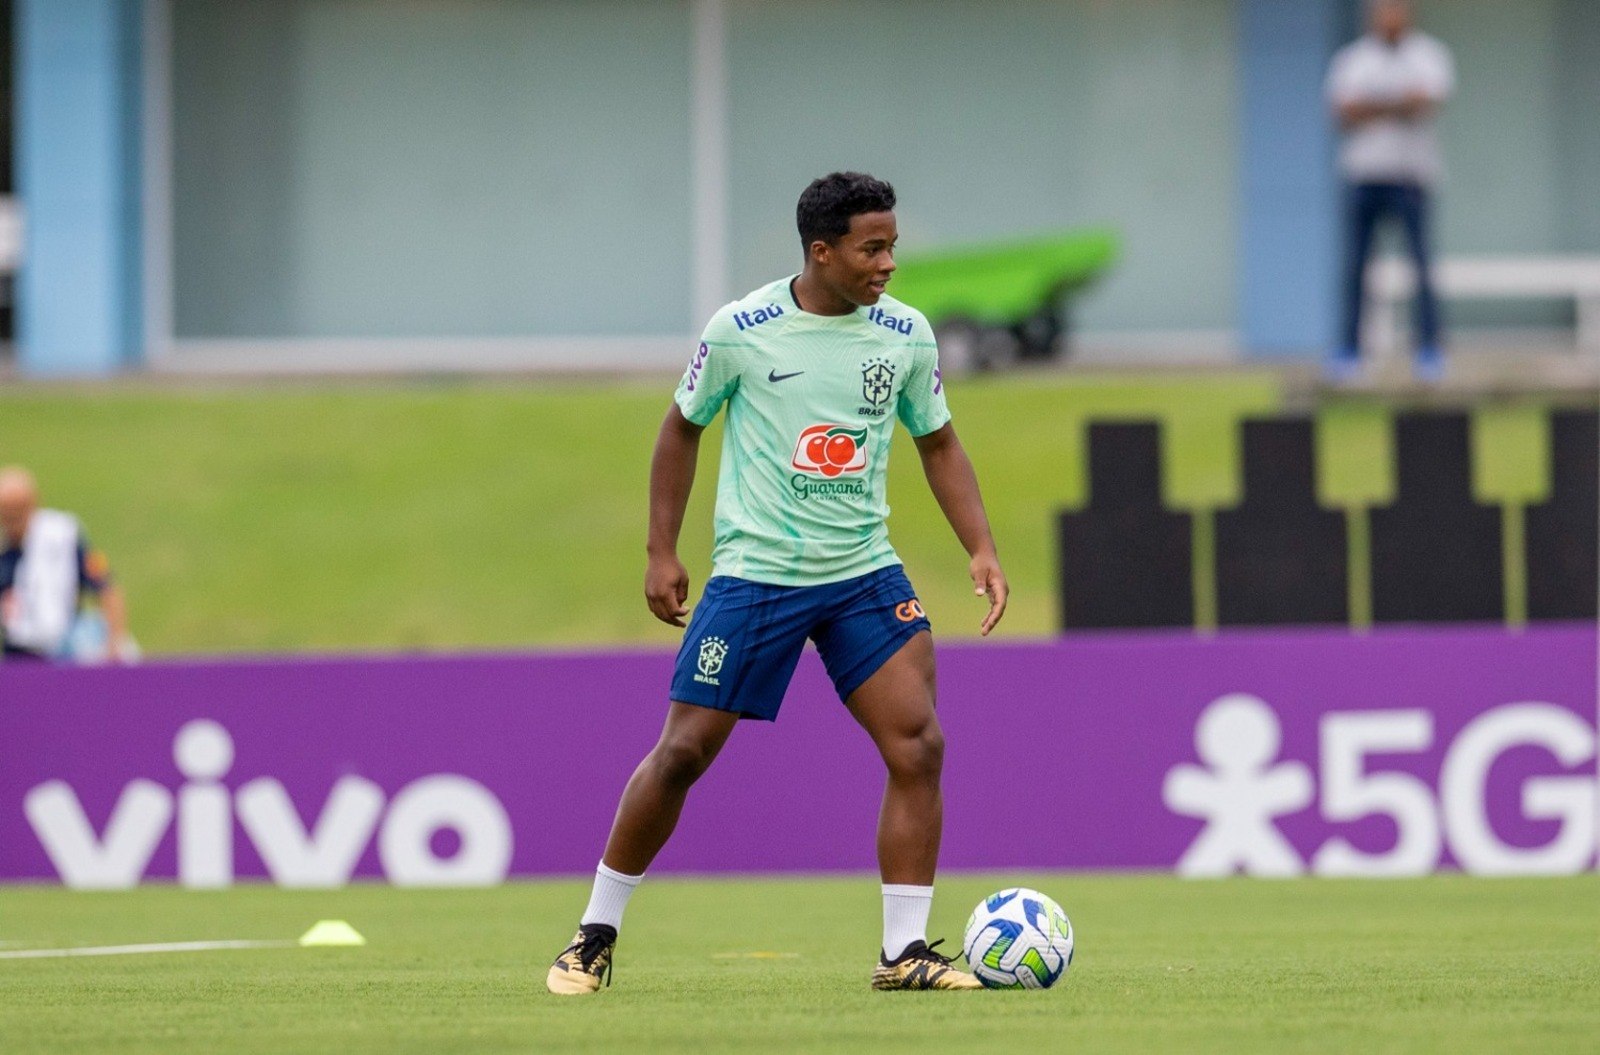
[768,369,804,382]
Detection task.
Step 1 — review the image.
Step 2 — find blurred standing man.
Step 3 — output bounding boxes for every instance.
[1326,0,1455,383]
[0,466,134,662]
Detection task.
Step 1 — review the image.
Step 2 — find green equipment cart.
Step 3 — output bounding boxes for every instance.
[888,229,1118,369]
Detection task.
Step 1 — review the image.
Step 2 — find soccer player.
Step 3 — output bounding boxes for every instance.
[547,173,1008,994]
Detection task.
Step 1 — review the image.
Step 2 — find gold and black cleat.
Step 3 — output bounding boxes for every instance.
[870,938,983,991]
[545,923,617,995]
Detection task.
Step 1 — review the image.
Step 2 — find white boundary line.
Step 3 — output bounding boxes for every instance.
[0,939,294,961]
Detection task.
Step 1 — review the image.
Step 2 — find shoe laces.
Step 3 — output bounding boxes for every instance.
[903,938,956,967]
[572,927,615,985]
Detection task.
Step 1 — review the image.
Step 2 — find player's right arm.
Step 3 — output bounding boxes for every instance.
[645,405,705,627]
[646,326,744,626]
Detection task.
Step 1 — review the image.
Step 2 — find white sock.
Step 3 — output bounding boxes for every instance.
[882,883,934,961]
[580,862,643,932]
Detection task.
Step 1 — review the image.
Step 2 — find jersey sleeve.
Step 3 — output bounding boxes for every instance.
[896,315,951,437]
[674,309,746,426]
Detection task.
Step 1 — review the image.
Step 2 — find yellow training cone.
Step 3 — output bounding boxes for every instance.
[298,920,366,947]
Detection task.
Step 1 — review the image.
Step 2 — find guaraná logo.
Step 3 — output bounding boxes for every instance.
[789,424,870,501]
[791,424,868,477]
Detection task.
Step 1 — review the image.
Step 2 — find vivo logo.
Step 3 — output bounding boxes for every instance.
[732,303,784,331]
[685,342,709,391]
[867,307,913,335]
[22,720,513,889]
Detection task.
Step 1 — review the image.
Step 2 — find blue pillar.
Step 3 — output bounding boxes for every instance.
[17,0,144,375]
[1238,0,1354,356]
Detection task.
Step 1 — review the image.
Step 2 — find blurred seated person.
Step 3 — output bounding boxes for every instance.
[0,466,137,663]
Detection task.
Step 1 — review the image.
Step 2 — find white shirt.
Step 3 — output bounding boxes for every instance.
[1326,31,1455,186]
[4,509,82,655]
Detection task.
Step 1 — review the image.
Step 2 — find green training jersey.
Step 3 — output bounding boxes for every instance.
[674,276,951,587]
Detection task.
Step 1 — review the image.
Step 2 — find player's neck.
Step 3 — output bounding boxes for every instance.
[790,272,857,317]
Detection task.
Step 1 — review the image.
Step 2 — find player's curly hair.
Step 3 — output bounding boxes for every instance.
[796,172,896,249]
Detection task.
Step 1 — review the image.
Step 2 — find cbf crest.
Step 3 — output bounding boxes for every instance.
[694,635,729,686]
[861,358,896,409]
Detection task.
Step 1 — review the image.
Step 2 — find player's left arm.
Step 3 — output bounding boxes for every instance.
[98,583,133,660]
[79,542,133,661]
[1404,41,1455,117]
[912,423,1008,636]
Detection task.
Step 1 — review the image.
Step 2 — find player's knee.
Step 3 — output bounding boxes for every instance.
[652,735,718,789]
[888,721,944,783]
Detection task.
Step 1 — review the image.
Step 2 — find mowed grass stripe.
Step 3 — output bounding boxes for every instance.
[0,375,1276,653]
[0,875,1595,1054]
[1,376,1555,651]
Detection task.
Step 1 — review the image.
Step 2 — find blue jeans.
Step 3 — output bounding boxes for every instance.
[1339,181,1441,357]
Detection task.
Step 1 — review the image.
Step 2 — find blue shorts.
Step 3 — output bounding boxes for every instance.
[670,564,932,721]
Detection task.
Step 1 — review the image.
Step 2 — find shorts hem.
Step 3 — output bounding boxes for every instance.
[670,693,778,723]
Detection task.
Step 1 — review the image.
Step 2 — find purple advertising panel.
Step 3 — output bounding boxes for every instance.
[1,625,1595,887]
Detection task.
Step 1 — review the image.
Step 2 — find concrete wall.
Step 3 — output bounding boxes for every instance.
[169,0,1239,343]
[171,0,693,339]
[1419,0,1595,257]
[142,0,1600,348]
[723,0,1238,337]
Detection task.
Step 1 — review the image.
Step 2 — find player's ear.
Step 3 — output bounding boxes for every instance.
[808,238,832,266]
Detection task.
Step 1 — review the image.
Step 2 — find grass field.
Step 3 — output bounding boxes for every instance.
[0,373,1562,654]
[3,874,1597,1054]
[0,374,1279,653]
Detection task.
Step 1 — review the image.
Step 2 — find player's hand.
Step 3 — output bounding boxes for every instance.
[970,553,1008,636]
[645,553,691,627]
[109,633,142,665]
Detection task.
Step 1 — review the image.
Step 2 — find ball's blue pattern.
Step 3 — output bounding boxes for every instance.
[963,887,1075,990]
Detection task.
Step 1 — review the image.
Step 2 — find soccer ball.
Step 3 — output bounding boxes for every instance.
[962,888,1075,989]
